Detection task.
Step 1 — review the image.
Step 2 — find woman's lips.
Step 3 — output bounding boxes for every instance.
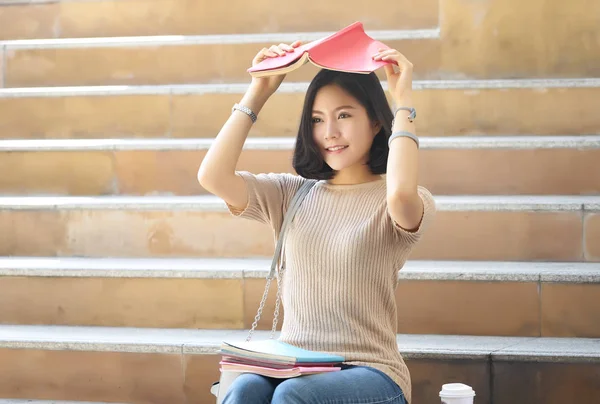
[325,146,349,154]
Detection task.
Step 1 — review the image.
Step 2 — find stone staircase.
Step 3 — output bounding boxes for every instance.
[0,401,130,404]
[0,0,599,403]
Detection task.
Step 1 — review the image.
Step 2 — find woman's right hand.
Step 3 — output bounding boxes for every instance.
[248,41,302,98]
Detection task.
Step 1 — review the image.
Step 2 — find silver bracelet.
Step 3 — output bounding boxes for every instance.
[391,106,416,126]
[232,103,257,123]
[388,131,419,148]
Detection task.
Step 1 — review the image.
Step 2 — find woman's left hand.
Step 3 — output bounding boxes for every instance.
[372,48,413,105]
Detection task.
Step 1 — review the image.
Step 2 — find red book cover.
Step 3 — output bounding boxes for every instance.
[247,22,392,77]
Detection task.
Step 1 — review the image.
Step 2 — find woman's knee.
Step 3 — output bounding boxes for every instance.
[271,378,309,404]
[222,373,275,404]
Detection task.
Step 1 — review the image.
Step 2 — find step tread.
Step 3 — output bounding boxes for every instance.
[0,135,599,151]
[2,79,600,98]
[0,325,597,362]
[0,194,597,211]
[0,401,130,404]
[0,28,440,49]
[0,257,597,282]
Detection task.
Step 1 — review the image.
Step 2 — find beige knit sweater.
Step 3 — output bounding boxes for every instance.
[226,171,436,404]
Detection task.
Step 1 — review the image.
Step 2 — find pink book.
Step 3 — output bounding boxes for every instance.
[247,22,392,77]
[220,360,342,379]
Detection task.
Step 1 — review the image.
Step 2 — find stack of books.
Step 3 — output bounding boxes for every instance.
[219,339,345,378]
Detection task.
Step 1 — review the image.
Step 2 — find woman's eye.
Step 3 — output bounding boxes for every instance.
[339,113,350,119]
[311,117,322,123]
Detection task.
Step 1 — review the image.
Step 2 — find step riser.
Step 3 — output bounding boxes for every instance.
[2,39,440,87]
[0,348,189,403]
[0,347,597,404]
[1,277,598,338]
[0,277,245,330]
[0,148,598,196]
[492,361,600,404]
[0,210,597,261]
[440,0,600,79]
[0,0,438,40]
[2,0,599,80]
[0,3,58,41]
[1,87,598,139]
[589,214,600,261]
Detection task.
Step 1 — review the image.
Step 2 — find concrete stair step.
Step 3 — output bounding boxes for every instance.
[0,195,598,261]
[0,258,598,338]
[0,401,130,404]
[2,0,598,80]
[0,135,598,196]
[0,0,438,40]
[0,325,598,404]
[0,30,440,86]
[1,79,600,139]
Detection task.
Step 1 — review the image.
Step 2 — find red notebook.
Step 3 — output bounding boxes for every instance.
[247,22,392,77]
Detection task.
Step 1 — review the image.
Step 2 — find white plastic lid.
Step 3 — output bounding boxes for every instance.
[439,383,476,398]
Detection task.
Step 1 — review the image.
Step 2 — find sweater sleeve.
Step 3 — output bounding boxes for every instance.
[388,186,436,245]
[225,170,305,232]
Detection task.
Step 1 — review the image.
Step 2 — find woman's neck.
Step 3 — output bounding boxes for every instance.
[326,166,382,186]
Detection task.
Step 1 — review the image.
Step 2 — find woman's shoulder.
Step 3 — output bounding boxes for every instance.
[240,172,315,205]
[238,171,307,188]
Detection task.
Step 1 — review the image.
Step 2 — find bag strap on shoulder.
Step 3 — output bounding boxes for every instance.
[246,179,317,341]
[269,179,318,278]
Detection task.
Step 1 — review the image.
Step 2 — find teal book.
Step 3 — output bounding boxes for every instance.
[221,339,345,365]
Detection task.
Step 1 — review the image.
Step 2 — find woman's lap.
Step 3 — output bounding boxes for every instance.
[222,365,406,404]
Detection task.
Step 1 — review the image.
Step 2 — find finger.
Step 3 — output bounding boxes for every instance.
[279,43,295,52]
[269,45,286,56]
[383,50,412,66]
[375,49,399,58]
[253,48,268,63]
[375,47,395,53]
[372,49,398,61]
[256,51,278,64]
[291,40,302,48]
[260,47,278,57]
[380,53,413,70]
[380,54,400,65]
[383,64,396,81]
[394,50,411,62]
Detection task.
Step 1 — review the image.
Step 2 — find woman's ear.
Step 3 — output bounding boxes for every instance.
[372,120,382,136]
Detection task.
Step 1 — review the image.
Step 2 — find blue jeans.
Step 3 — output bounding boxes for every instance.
[222,364,407,404]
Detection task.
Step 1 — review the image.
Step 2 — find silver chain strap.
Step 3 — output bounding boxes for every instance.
[245,263,284,342]
[244,180,316,343]
[271,265,285,337]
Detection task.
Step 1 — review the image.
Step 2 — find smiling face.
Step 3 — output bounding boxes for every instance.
[292,70,393,182]
[311,84,381,173]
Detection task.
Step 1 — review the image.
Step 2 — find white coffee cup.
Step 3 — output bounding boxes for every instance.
[439,383,476,404]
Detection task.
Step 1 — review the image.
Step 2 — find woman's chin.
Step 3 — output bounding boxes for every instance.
[324,160,345,171]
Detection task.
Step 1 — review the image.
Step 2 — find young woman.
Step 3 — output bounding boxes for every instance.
[198,40,436,404]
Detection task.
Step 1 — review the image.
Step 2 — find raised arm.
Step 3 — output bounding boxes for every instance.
[373,48,424,232]
[197,41,302,211]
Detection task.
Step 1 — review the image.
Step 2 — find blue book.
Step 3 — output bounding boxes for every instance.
[221,339,345,365]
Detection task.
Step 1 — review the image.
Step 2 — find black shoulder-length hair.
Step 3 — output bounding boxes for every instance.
[292,69,394,180]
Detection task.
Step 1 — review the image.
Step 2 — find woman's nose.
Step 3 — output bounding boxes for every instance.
[325,121,340,140]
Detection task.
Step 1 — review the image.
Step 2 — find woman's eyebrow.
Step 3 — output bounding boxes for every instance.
[312,105,356,114]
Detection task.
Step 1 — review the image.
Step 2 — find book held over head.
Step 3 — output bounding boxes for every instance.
[247,22,393,78]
